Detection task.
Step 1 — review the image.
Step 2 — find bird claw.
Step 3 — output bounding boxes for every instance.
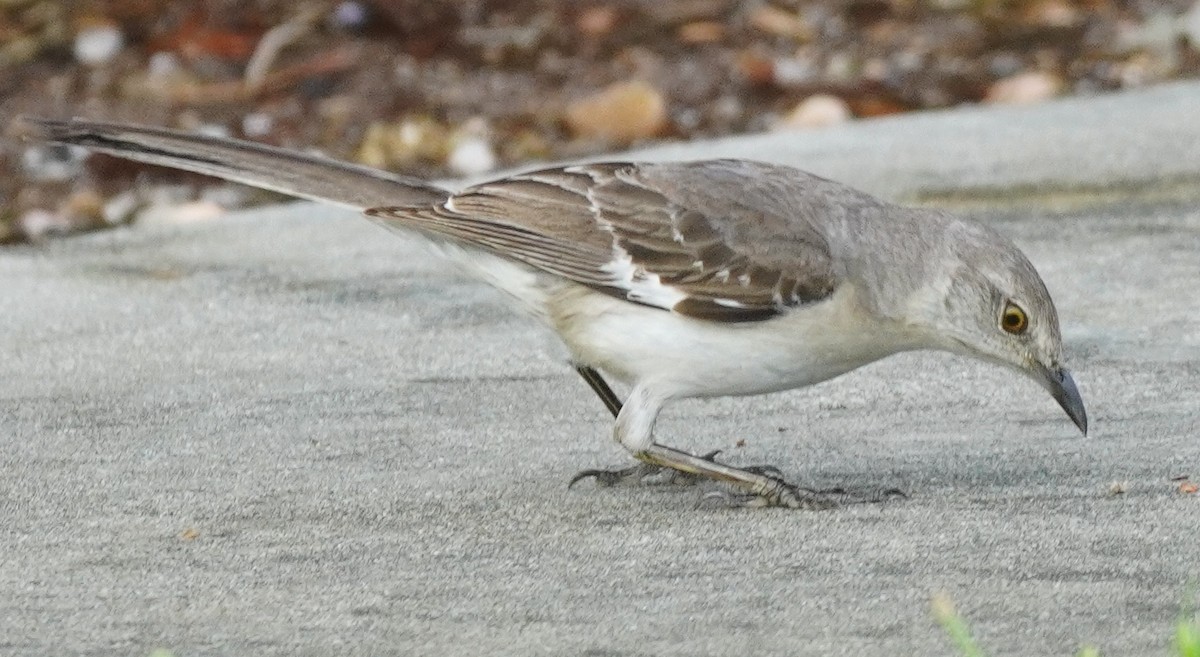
[696,481,907,510]
[568,463,664,488]
[569,450,727,488]
[809,485,908,504]
[570,445,902,510]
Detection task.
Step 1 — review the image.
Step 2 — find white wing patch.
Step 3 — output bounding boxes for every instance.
[580,170,689,311]
[601,247,688,310]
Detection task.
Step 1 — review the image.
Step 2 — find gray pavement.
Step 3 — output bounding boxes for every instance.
[3,82,1199,656]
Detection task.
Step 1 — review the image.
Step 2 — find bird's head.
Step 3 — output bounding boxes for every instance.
[908,219,1087,435]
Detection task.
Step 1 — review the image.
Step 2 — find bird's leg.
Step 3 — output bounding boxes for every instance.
[569,374,901,509]
[569,448,728,488]
[569,365,718,486]
[574,365,622,419]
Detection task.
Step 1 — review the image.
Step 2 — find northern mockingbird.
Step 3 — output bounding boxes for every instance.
[27,117,1088,509]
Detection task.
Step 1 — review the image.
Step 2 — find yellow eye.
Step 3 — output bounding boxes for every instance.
[1001,302,1028,334]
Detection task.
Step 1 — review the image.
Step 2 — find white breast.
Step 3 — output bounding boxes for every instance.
[547,282,930,400]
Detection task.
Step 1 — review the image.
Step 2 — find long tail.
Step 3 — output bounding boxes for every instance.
[23,117,450,211]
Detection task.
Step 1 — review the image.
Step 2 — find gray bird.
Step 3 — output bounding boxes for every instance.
[25,117,1087,509]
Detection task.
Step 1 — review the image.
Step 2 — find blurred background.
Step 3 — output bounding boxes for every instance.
[3,0,1199,243]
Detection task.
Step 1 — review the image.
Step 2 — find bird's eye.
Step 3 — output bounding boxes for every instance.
[1001,302,1028,334]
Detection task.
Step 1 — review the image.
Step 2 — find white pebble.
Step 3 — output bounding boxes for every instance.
[137,201,225,226]
[448,137,497,176]
[21,144,85,182]
[74,24,124,66]
[985,71,1063,105]
[771,56,818,87]
[330,1,368,30]
[195,123,231,139]
[147,51,181,78]
[103,191,141,226]
[242,113,274,138]
[776,94,852,130]
[18,209,70,240]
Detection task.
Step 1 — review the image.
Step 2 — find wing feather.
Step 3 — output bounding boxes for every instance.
[366,160,840,322]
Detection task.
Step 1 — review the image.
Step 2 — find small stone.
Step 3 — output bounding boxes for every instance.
[748,5,812,40]
[576,5,619,38]
[199,183,256,210]
[195,123,231,139]
[137,200,225,226]
[850,96,908,118]
[985,71,1063,105]
[73,22,123,66]
[770,55,819,87]
[737,51,777,86]
[103,190,141,226]
[824,52,857,82]
[1022,0,1080,27]
[242,112,273,138]
[61,190,105,224]
[355,122,390,169]
[988,52,1024,78]
[123,52,192,100]
[356,117,450,169]
[677,21,724,44]
[17,209,70,241]
[22,144,85,182]
[447,121,497,177]
[861,57,889,81]
[709,95,743,124]
[329,1,368,31]
[564,80,668,144]
[389,117,450,164]
[147,51,181,79]
[776,94,852,130]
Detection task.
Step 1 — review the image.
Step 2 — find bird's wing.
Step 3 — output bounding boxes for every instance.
[367,160,839,322]
[23,117,448,211]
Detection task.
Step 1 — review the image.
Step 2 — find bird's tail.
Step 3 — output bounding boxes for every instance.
[22,117,449,211]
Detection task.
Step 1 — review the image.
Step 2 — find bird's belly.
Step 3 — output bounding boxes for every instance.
[549,284,915,399]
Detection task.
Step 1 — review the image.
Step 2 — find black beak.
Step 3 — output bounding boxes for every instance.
[1038,365,1088,436]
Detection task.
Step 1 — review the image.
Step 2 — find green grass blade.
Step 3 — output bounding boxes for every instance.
[1177,618,1200,657]
[932,594,988,657]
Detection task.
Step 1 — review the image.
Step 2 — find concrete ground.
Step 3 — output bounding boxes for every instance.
[2,82,1199,656]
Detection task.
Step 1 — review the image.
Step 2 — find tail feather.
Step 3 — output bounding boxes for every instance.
[23,117,449,211]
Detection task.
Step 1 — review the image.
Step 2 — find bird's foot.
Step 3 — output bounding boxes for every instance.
[699,482,906,510]
[568,450,784,488]
[569,444,903,510]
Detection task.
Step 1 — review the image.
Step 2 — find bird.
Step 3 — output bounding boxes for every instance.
[24,117,1088,509]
